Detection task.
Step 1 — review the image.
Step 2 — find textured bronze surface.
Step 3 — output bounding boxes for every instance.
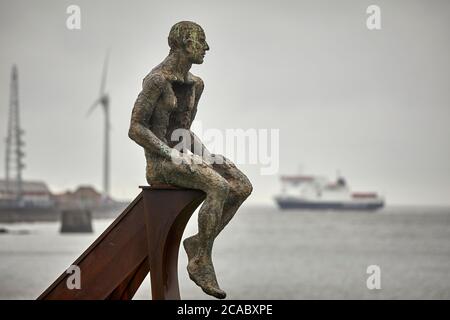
[129,21,253,299]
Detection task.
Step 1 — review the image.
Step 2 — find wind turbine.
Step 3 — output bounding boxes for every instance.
[87,53,111,200]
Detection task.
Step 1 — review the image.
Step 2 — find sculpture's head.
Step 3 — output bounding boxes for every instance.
[168,21,209,64]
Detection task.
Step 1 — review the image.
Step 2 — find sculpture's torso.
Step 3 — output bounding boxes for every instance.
[142,71,201,148]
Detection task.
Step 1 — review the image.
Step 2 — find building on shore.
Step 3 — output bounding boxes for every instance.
[0,179,54,208]
[53,185,127,218]
[53,185,106,210]
[0,180,128,222]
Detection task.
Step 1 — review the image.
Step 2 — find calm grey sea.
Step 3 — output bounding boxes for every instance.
[1,205,449,300]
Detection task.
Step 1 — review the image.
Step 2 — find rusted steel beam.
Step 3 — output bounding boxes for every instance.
[37,186,205,300]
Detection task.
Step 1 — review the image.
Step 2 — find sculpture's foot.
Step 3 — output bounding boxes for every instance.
[183,235,199,262]
[187,255,226,299]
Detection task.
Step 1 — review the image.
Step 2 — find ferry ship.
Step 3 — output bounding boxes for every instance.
[275,174,384,211]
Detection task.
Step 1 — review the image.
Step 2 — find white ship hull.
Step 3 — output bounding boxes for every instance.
[275,196,384,211]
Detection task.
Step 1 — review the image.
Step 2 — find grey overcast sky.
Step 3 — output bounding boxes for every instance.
[0,0,449,205]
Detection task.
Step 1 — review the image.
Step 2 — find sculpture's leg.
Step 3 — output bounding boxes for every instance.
[186,192,228,299]
[213,162,253,237]
[183,160,253,260]
[217,193,249,235]
[156,160,231,299]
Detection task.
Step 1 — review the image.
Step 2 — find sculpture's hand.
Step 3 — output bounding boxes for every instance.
[170,151,211,172]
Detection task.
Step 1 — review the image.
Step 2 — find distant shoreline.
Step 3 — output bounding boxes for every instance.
[0,202,128,223]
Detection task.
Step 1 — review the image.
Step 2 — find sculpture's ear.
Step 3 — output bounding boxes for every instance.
[183,37,195,54]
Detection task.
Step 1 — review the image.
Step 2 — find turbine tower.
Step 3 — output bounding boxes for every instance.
[5,65,25,203]
[87,53,111,199]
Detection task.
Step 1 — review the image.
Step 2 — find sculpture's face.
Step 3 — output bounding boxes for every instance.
[184,28,209,64]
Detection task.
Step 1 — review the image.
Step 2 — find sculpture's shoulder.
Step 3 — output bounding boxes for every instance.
[142,70,169,93]
[189,73,204,91]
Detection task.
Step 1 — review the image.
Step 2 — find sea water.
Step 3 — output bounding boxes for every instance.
[0,205,449,300]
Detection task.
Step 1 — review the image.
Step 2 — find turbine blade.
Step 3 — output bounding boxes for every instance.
[86,99,101,117]
[99,51,110,96]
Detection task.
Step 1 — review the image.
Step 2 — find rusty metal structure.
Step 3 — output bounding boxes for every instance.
[38,186,205,300]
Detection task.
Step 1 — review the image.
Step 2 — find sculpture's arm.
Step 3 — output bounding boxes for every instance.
[128,74,175,159]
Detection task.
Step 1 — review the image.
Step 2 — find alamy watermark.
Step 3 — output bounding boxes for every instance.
[66,5,81,30]
[366,265,381,290]
[66,265,81,290]
[170,121,279,175]
[366,5,381,30]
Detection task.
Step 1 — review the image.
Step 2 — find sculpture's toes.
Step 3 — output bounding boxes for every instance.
[201,284,226,300]
[187,258,227,299]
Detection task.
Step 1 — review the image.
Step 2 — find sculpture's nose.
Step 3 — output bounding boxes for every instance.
[204,41,210,51]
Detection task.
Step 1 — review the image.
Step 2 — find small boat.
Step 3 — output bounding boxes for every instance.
[275,174,384,211]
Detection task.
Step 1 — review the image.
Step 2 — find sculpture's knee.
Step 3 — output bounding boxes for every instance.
[209,177,230,199]
[228,177,252,203]
[238,176,253,199]
[242,179,253,198]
